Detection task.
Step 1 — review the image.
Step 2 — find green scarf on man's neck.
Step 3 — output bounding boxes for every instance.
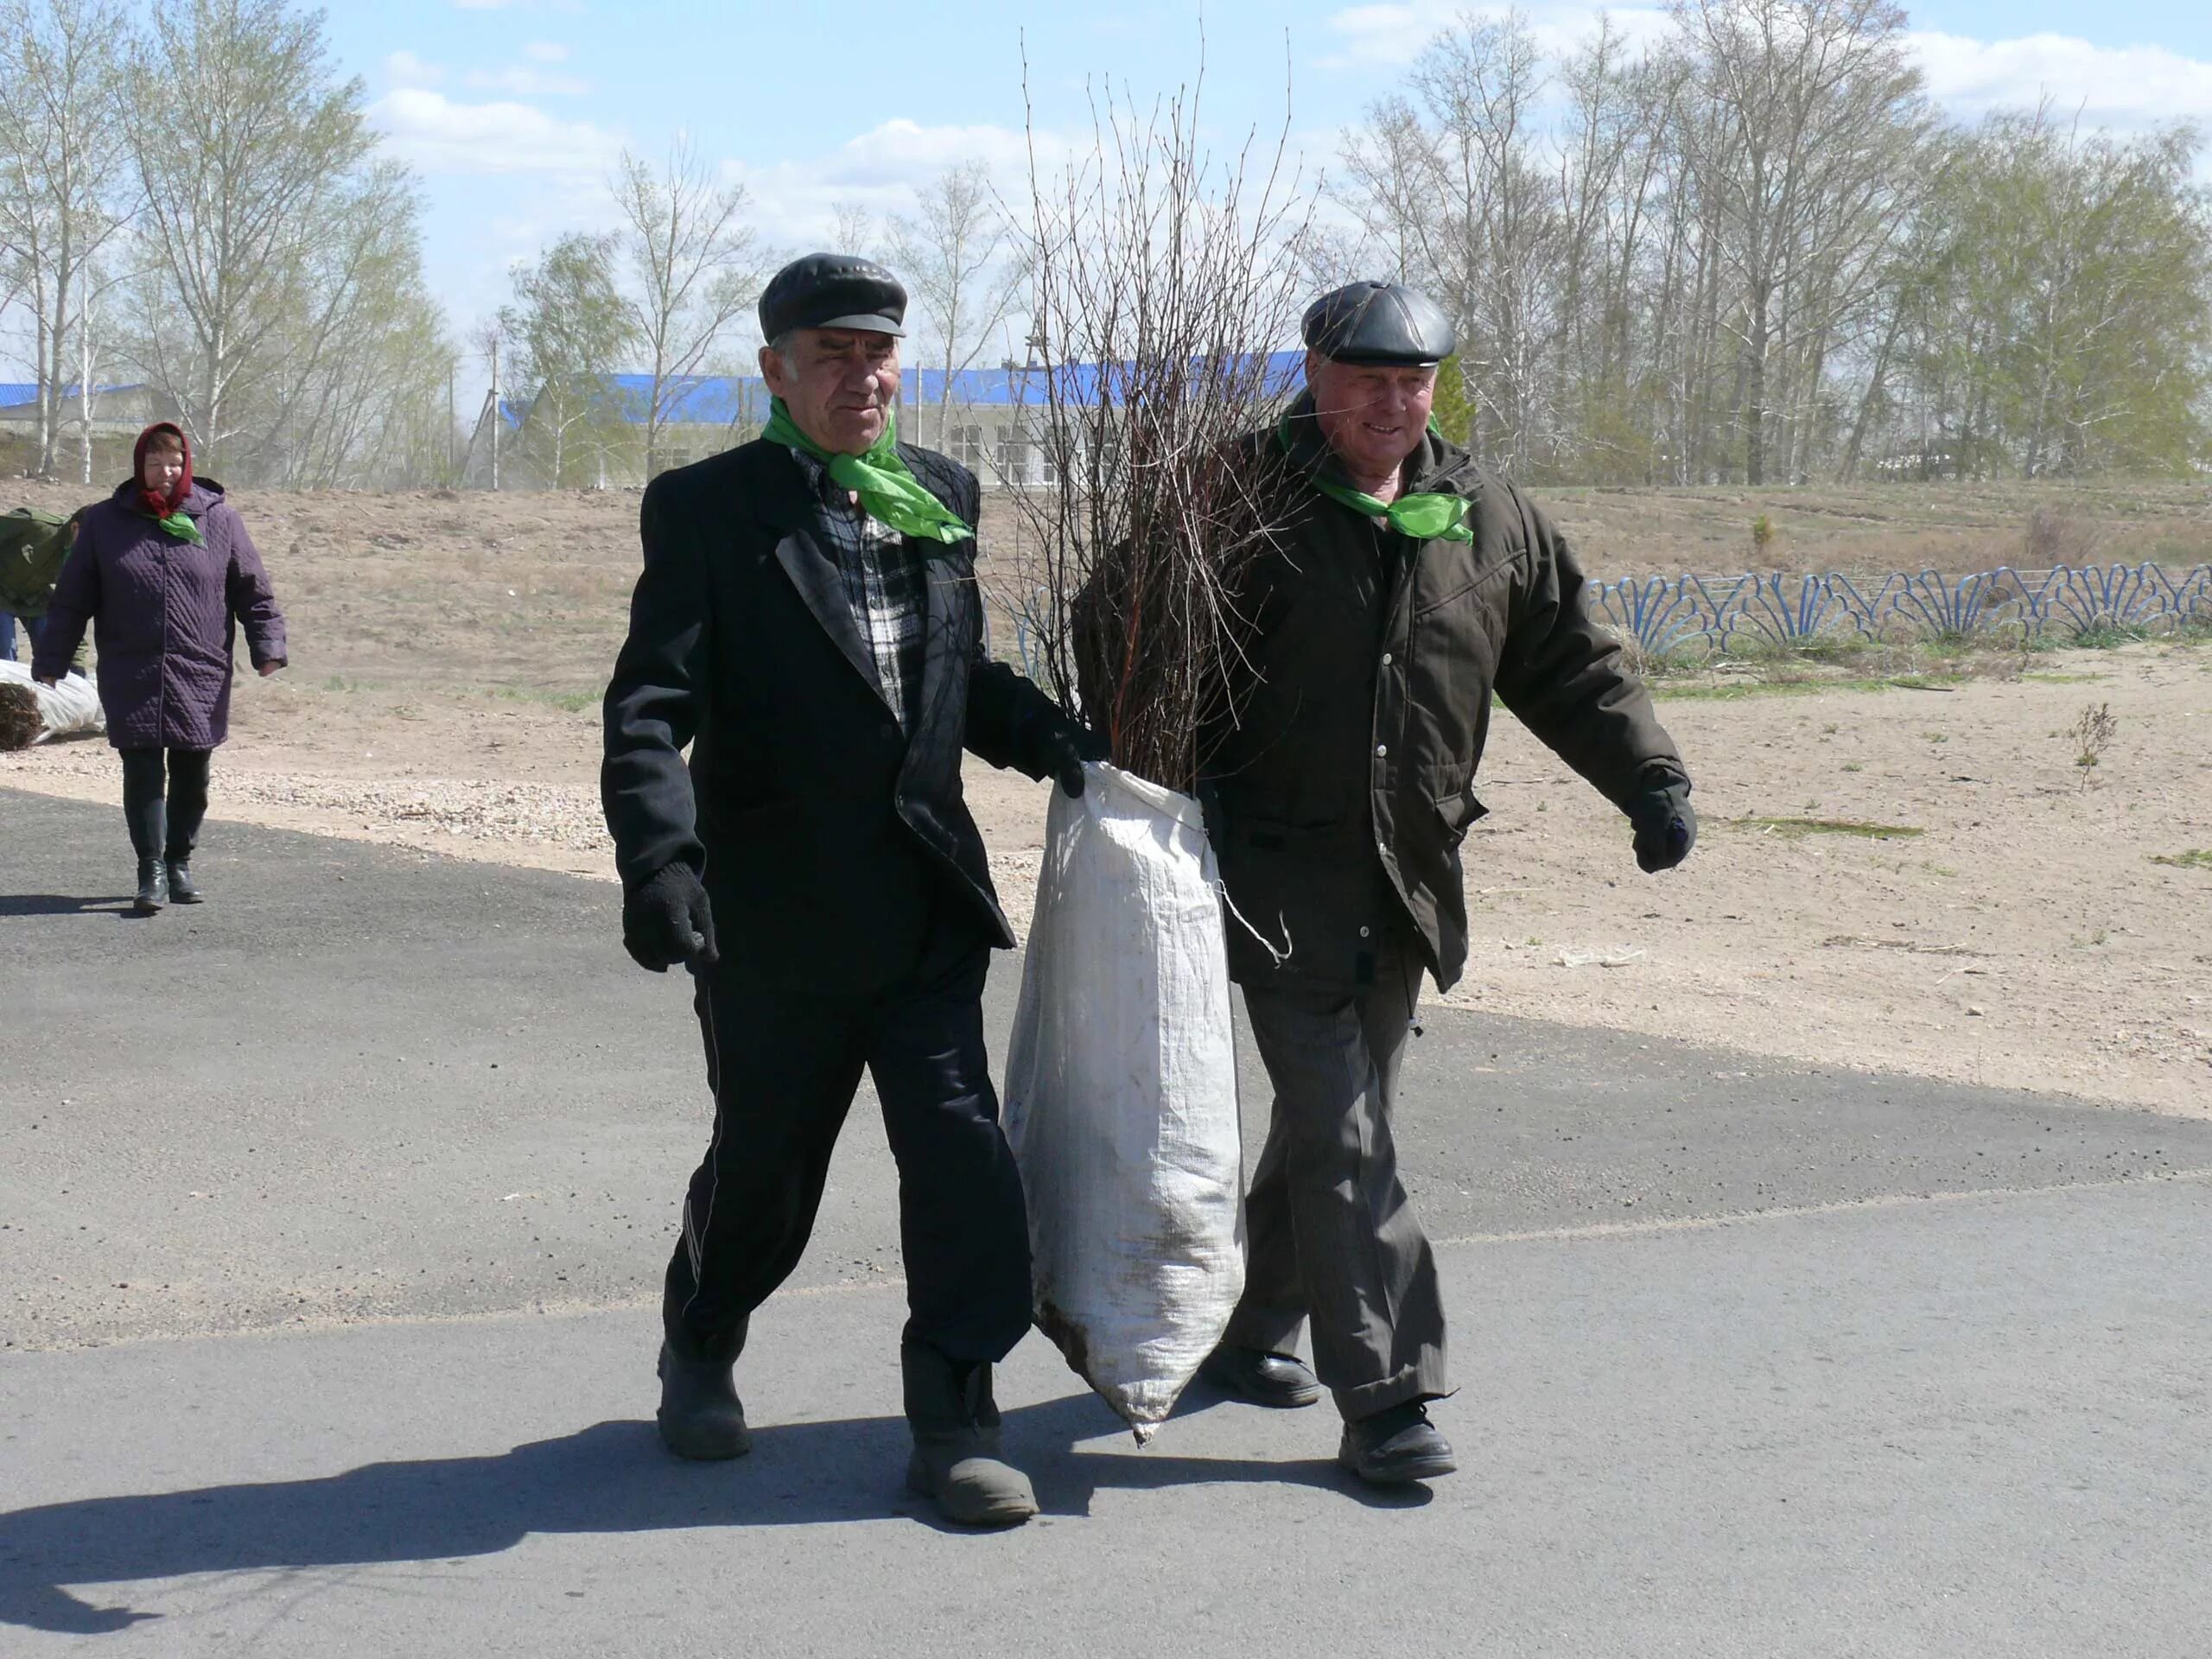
[1276,411,1474,544]
[764,397,971,545]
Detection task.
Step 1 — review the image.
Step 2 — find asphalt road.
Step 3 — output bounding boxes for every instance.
[3,784,2209,1656]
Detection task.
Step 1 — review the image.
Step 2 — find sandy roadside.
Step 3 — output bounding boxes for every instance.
[8,640,2208,1118]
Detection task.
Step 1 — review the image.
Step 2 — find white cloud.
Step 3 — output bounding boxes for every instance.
[1908,31,2212,124]
[464,64,590,96]
[1320,3,2212,130]
[723,120,1059,248]
[1319,3,1669,70]
[522,41,569,62]
[384,49,446,88]
[370,88,621,176]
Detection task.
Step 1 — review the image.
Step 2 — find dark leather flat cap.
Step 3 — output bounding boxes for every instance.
[1303,282,1454,366]
[760,252,906,340]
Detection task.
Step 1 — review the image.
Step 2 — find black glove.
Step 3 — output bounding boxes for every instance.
[1036,715,1111,798]
[623,863,720,973]
[1630,781,1696,874]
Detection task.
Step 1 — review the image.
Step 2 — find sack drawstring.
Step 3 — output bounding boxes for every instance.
[1216,882,1291,969]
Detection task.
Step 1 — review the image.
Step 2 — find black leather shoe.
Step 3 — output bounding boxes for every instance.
[133,857,168,914]
[1338,1401,1457,1484]
[1198,1344,1323,1408]
[655,1342,751,1460]
[166,861,202,904]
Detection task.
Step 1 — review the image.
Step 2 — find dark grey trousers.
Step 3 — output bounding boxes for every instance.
[1224,938,1448,1419]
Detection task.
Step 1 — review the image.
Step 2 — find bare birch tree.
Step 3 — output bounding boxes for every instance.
[0,0,137,475]
[609,137,764,478]
[503,232,635,487]
[1670,0,1929,482]
[122,0,416,477]
[886,161,1023,454]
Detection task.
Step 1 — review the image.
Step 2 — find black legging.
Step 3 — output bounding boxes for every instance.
[119,748,212,863]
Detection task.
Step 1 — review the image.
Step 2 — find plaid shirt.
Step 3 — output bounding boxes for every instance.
[791,448,928,731]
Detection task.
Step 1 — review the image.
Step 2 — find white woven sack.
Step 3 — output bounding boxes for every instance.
[0,659,104,747]
[1002,761,1245,1443]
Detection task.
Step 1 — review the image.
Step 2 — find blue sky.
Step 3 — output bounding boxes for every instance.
[327,1,2212,346]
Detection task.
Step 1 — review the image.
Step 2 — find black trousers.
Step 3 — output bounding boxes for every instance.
[119,747,212,862]
[663,940,1033,1370]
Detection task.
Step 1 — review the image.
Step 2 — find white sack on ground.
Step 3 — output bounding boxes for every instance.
[1002,762,1244,1443]
[0,661,104,750]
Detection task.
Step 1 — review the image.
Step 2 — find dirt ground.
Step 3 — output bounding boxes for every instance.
[5,478,2210,1118]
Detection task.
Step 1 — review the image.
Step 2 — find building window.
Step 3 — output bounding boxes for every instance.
[953,424,985,471]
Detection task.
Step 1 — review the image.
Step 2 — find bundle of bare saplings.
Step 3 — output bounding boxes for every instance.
[998,68,1317,1441]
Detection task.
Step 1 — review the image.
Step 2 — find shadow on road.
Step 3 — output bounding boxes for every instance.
[0,1395,1423,1634]
[0,893,133,918]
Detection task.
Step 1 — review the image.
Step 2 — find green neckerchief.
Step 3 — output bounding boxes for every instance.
[763,397,971,545]
[150,507,205,547]
[1275,410,1474,543]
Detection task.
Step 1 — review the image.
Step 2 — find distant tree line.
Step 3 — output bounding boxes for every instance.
[1331,0,2212,484]
[7,0,2202,493]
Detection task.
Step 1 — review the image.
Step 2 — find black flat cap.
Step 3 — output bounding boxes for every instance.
[760,252,906,340]
[1303,282,1454,366]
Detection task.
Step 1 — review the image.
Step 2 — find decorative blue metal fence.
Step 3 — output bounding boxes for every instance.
[1009,562,2212,677]
[1586,563,2212,656]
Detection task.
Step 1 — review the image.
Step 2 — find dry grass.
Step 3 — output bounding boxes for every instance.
[3,474,2202,729]
[1534,476,2212,580]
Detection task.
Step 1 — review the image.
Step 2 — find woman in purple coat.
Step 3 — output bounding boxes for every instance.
[34,422,288,912]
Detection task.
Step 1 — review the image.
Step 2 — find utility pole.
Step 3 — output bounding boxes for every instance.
[489,334,501,492]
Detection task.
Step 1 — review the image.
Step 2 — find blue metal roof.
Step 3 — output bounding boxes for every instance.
[0,381,140,408]
[902,350,1305,409]
[601,373,770,425]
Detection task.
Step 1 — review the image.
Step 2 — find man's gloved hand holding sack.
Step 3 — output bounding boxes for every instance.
[1033,709,1111,798]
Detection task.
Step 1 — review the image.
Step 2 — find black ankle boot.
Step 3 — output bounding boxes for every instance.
[166,861,201,904]
[902,1338,1036,1526]
[655,1342,750,1460]
[134,857,168,914]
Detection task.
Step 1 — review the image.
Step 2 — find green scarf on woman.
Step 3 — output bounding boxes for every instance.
[149,509,205,547]
[764,397,972,544]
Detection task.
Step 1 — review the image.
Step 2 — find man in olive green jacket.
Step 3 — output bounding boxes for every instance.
[0,507,82,664]
[1197,283,1696,1485]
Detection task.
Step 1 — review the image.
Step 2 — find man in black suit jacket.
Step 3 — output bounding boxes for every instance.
[601,253,1102,1528]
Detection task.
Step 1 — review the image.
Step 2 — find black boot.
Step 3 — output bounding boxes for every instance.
[655,1341,751,1460]
[1338,1400,1457,1485]
[164,749,209,903]
[902,1338,1036,1527]
[121,749,168,914]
